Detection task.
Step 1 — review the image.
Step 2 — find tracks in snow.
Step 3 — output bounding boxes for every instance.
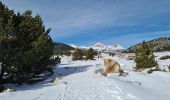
[53,63,138,100]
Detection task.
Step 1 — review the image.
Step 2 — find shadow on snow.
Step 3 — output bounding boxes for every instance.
[11,64,92,92]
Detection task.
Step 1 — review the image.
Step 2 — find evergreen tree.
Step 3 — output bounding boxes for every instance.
[0,84,5,92]
[108,52,115,57]
[72,48,83,60]
[134,41,158,70]
[85,48,95,60]
[0,2,60,83]
[0,2,15,82]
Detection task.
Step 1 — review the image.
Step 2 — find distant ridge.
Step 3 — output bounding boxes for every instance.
[125,37,170,53]
[54,42,75,51]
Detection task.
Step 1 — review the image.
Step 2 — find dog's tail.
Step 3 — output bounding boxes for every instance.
[119,69,129,77]
[118,63,128,77]
[117,62,124,73]
[119,69,124,73]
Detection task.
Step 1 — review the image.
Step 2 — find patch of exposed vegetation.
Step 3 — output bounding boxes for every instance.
[147,67,166,74]
[159,55,170,60]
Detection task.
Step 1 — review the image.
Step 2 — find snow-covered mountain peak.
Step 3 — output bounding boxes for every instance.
[69,43,125,52]
[93,42,104,47]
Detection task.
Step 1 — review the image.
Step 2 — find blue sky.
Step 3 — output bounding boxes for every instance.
[1,0,170,48]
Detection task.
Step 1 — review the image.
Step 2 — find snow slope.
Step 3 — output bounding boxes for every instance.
[0,52,170,100]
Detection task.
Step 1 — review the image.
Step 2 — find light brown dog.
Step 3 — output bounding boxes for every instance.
[102,59,120,76]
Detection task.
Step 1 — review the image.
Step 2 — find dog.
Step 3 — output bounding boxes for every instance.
[102,59,121,76]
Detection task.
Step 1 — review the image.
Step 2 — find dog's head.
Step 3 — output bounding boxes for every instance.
[104,59,112,65]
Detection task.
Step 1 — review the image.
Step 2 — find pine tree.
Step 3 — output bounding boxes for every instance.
[134,41,158,70]
[0,2,60,83]
[0,84,5,92]
[72,48,83,60]
[0,2,15,82]
[108,52,115,57]
[85,48,95,60]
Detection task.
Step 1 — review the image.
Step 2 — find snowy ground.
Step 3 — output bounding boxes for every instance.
[0,52,170,100]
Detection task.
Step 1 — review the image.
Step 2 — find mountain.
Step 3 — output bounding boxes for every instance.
[54,42,75,51]
[91,43,125,52]
[125,37,170,53]
[54,43,75,55]
[69,42,125,52]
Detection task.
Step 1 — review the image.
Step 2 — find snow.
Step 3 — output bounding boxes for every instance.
[0,52,170,100]
[68,44,77,48]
